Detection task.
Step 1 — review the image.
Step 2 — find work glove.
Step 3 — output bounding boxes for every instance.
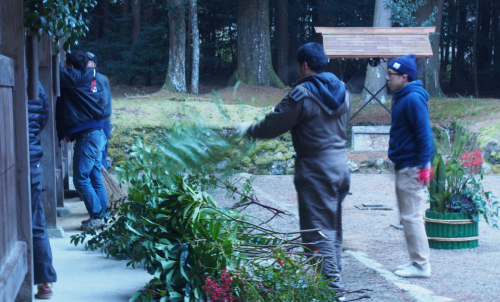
[236,121,253,137]
[417,166,434,186]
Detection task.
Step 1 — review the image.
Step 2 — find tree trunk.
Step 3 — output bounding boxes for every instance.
[277,0,289,86]
[186,7,192,90]
[143,1,154,24]
[450,0,457,86]
[361,0,391,103]
[93,2,101,40]
[415,0,445,97]
[165,0,186,92]
[455,0,467,82]
[103,0,110,36]
[131,0,141,43]
[231,0,284,88]
[122,0,130,43]
[492,9,500,77]
[478,5,491,74]
[473,0,479,97]
[289,11,299,84]
[442,39,450,81]
[190,0,199,94]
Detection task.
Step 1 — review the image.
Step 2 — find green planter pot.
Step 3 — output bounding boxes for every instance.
[425,210,479,250]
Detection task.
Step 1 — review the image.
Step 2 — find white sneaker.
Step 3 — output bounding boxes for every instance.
[396,261,413,271]
[394,263,431,278]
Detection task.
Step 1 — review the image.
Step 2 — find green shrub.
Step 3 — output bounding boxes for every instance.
[71,121,341,301]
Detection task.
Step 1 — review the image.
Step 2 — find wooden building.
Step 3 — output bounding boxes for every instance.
[1,1,69,301]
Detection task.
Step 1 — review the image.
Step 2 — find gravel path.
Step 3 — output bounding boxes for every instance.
[211,174,500,302]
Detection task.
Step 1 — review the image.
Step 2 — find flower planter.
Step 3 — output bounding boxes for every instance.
[424,210,478,250]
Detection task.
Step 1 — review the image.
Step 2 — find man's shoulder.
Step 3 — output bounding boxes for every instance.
[96,72,110,85]
[288,85,310,102]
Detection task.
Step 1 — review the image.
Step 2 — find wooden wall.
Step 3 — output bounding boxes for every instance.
[0,0,34,300]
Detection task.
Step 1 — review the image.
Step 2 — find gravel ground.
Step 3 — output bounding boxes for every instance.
[210,174,500,302]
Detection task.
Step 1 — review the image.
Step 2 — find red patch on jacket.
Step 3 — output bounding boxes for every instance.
[90,80,97,93]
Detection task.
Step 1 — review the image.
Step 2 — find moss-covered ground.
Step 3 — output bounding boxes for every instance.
[108,85,500,174]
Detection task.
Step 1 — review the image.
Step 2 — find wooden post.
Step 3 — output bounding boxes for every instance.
[52,54,60,97]
[27,34,39,100]
[1,0,34,300]
[58,40,74,194]
[37,33,63,236]
[54,41,66,210]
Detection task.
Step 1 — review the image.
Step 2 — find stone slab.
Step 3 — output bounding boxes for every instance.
[352,126,391,151]
[57,205,72,217]
[47,236,151,302]
[47,226,65,238]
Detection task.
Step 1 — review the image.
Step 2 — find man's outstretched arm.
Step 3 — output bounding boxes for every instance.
[246,88,305,139]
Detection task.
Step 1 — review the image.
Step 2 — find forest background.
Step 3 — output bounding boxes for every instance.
[79,0,500,98]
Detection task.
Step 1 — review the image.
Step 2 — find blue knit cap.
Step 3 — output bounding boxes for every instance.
[388,54,418,80]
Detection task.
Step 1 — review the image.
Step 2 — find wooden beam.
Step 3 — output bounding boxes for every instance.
[27,35,39,100]
[38,34,58,230]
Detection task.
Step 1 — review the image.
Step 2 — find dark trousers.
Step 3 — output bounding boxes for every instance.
[30,162,57,284]
[294,150,350,289]
[101,121,111,170]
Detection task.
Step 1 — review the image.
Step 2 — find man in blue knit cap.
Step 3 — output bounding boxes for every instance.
[387,54,433,278]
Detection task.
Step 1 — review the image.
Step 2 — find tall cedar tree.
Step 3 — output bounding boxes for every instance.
[361,0,391,103]
[165,0,187,92]
[93,2,101,39]
[122,0,129,42]
[103,0,110,36]
[415,0,445,97]
[131,0,141,43]
[277,0,289,86]
[231,0,284,88]
[189,0,200,94]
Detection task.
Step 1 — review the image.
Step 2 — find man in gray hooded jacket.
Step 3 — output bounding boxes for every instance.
[240,42,351,290]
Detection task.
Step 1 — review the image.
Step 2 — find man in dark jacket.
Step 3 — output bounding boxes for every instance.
[239,43,351,290]
[387,54,433,278]
[86,52,112,170]
[56,50,108,230]
[28,82,57,299]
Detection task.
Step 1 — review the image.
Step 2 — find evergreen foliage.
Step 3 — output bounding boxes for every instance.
[70,119,343,301]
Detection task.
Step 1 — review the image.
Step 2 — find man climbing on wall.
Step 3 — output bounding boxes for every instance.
[238,42,351,291]
[386,54,434,278]
[86,52,112,171]
[28,80,58,299]
[56,50,108,230]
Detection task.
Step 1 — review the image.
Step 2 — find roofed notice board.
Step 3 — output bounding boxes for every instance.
[315,27,436,59]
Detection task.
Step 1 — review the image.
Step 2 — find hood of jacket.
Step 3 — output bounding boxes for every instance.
[392,80,430,104]
[296,72,346,111]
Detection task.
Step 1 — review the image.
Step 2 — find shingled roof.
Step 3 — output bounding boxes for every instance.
[315,27,436,59]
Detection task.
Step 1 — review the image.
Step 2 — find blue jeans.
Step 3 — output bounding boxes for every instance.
[30,162,57,284]
[101,121,111,171]
[73,129,108,219]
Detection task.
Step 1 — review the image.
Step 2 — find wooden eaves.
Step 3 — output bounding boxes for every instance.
[315,27,436,59]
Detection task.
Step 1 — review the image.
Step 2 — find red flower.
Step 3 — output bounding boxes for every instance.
[461,150,484,174]
[203,269,236,302]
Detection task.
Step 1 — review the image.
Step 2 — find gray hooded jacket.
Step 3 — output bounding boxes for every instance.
[247,73,351,287]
